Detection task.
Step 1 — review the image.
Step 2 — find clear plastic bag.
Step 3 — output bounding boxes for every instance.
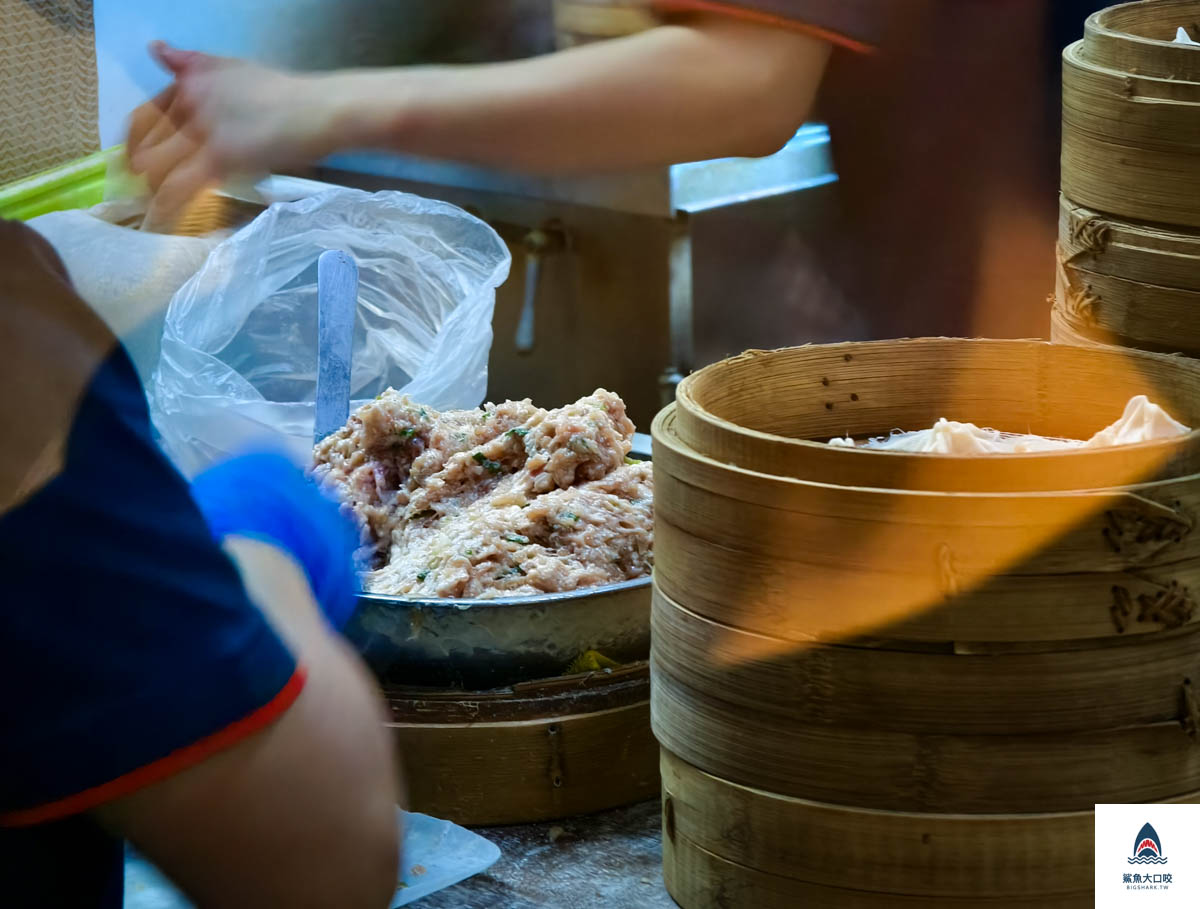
[123,809,501,909]
[150,188,510,476]
[28,199,226,389]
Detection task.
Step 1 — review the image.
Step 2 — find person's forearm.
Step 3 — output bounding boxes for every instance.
[325,17,830,174]
[99,537,401,908]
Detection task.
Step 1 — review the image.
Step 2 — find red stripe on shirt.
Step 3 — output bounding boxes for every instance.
[654,0,877,53]
[0,665,307,828]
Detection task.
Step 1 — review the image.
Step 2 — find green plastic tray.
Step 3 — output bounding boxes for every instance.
[0,147,139,221]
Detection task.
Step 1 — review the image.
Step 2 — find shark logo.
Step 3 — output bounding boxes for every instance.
[1129,822,1168,865]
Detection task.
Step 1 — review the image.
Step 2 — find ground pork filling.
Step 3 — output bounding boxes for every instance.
[312,389,654,598]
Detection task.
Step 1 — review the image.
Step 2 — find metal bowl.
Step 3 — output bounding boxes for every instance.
[344,577,652,689]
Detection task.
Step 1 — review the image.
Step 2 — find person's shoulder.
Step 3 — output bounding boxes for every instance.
[0,220,122,514]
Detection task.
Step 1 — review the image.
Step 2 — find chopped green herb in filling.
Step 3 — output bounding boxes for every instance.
[471,452,503,473]
[504,534,530,546]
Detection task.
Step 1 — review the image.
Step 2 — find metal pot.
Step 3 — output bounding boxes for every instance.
[345,577,651,689]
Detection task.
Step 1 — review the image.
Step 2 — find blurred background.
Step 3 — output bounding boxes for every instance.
[3,0,1106,429]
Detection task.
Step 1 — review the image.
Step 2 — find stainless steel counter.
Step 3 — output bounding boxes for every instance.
[323,124,834,219]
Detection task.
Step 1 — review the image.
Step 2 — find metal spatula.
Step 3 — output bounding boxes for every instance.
[314,249,358,445]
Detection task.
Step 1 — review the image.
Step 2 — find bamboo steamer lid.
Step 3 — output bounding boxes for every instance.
[1061,1,1200,228]
[660,750,1199,907]
[671,339,1200,493]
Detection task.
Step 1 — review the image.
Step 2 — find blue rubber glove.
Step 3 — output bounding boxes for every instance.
[189,451,359,630]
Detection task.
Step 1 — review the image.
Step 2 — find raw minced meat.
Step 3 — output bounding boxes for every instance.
[312,388,653,598]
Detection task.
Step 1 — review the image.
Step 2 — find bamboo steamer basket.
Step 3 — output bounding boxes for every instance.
[652,588,1200,738]
[1055,195,1200,356]
[658,340,1200,644]
[652,339,1200,906]
[661,751,1200,908]
[385,662,659,826]
[653,642,1200,813]
[1061,1,1200,228]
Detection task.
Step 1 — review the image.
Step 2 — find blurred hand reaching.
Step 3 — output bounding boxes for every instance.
[125,18,828,223]
[126,42,340,226]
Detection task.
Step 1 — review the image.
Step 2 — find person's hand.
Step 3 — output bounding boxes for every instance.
[189,451,361,630]
[126,42,341,226]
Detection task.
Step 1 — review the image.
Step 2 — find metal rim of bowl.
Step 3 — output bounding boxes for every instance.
[355,575,652,610]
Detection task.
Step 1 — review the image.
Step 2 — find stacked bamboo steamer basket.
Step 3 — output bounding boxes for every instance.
[1055,0,1200,355]
[384,662,659,826]
[652,338,1200,907]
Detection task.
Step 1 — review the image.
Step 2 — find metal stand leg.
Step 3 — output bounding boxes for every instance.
[659,221,693,408]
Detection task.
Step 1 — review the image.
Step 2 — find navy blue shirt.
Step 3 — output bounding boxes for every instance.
[0,223,302,907]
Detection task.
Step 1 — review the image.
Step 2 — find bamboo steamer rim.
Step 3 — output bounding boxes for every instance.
[394,698,658,826]
[1059,195,1200,267]
[1063,37,1200,96]
[654,401,1200,504]
[1057,265,1200,355]
[661,747,1200,822]
[1082,0,1200,82]
[669,339,1200,493]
